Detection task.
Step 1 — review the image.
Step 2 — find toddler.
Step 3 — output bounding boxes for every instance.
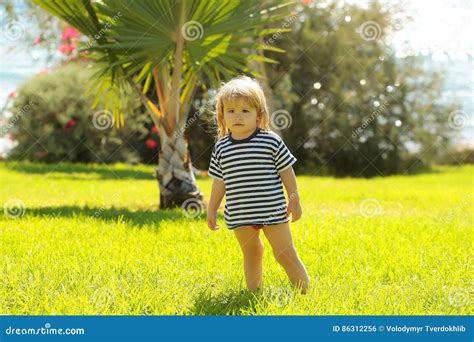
[207,76,310,294]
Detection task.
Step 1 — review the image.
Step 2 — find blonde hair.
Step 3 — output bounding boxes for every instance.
[215,75,270,138]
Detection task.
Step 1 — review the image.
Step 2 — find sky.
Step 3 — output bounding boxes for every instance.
[388,0,473,61]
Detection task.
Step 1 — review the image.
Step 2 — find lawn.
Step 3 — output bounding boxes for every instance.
[0,162,472,315]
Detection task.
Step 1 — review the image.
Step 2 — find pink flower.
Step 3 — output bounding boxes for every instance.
[59,42,77,55]
[33,36,42,45]
[146,138,158,150]
[65,119,77,129]
[61,26,79,41]
[8,91,17,98]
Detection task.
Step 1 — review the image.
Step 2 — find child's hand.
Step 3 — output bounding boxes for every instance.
[286,199,302,222]
[207,210,220,230]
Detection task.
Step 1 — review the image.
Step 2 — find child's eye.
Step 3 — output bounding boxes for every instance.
[243,109,249,113]
[228,110,234,113]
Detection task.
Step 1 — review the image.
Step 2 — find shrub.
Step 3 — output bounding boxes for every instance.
[4,63,158,164]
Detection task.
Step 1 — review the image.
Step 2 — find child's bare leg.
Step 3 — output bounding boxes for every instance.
[263,222,310,293]
[233,226,264,292]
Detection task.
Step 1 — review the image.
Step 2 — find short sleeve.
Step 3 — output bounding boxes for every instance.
[274,138,297,172]
[208,145,223,180]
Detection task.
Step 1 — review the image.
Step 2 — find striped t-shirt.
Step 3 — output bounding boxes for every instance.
[208,127,297,229]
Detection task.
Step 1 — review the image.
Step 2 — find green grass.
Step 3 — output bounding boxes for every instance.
[0,161,472,315]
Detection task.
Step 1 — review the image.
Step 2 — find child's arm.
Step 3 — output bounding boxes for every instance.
[207,178,225,230]
[279,166,302,222]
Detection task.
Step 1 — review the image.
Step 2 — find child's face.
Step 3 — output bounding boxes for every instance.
[223,97,259,135]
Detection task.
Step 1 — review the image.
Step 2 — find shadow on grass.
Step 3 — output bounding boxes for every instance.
[191,289,265,315]
[26,205,206,229]
[4,162,154,180]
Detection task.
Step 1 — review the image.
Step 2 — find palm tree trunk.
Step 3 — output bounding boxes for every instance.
[153,1,204,210]
[156,132,204,209]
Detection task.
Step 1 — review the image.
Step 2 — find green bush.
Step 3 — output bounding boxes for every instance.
[264,1,459,177]
[436,146,474,165]
[4,63,157,164]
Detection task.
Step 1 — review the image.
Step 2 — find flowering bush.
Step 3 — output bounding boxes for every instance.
[5,63,156,164]
[58,26,79,56]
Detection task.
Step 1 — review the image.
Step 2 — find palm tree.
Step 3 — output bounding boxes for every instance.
[32,0,290,209]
